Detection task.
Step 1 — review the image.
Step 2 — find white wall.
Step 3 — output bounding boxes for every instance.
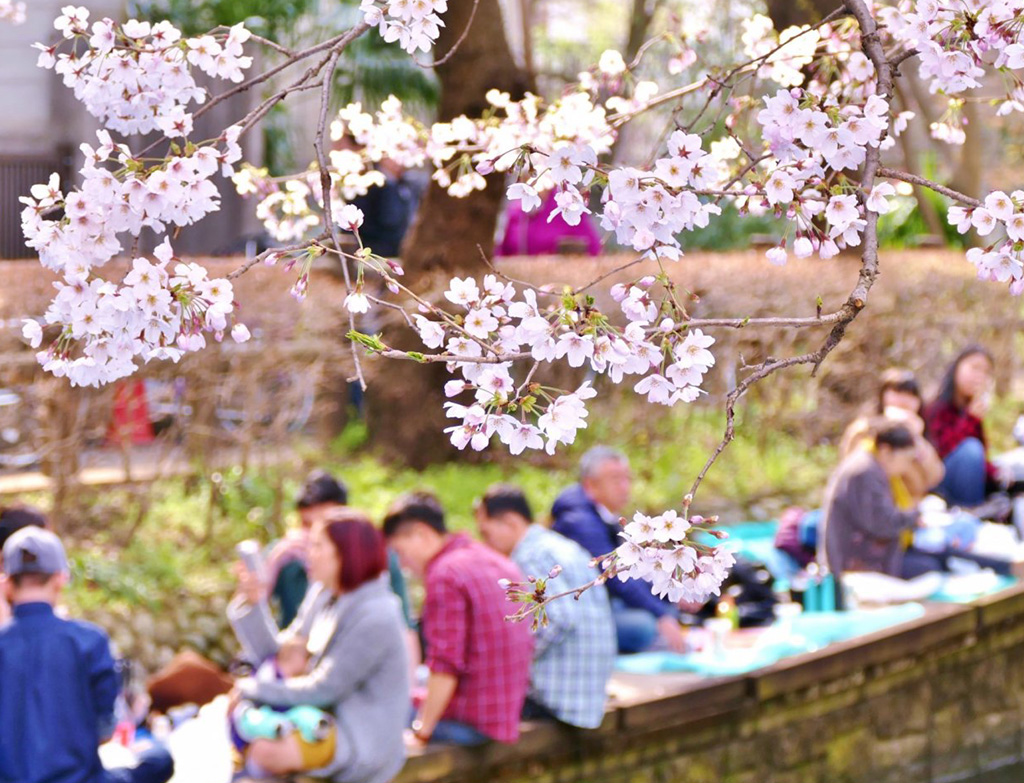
[0,0,123,156]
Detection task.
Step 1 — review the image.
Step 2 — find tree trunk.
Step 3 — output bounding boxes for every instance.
[609,0,664,165]
[399,0,531,280]
[365,0,529,467]
[765,0,841,28]
[892,83,943,237]
[624,0,661,64]
[951,94,985,203]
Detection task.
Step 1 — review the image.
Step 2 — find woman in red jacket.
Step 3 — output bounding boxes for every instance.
[924,346,1007,507]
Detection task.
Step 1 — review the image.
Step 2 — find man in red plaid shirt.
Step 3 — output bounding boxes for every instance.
[384,492,533,746]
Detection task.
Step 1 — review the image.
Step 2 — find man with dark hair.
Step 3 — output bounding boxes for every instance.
[0,528,174,783]
[295,470,349,525]
[821,421,922,578]
[384,492,533,746]
[551,446,685,653]
[267,470,350,627]
[476,485,615,729]
[267,470,411,630]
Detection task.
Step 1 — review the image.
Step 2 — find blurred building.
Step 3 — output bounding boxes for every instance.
[0,0,262,259]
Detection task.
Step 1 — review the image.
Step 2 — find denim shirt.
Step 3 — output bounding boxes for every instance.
[0,602,119,783]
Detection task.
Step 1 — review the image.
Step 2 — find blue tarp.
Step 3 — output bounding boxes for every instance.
[616,602,928,676]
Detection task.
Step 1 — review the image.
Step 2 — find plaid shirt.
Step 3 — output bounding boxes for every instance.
[511,525,616,729]
[924,399,997,480]
[422,534,533,743]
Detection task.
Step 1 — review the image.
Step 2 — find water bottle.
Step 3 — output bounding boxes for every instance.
[819,571,836,613]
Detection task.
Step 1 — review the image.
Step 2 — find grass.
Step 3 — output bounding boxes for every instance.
[57,397,841,614]
[59,385,1024,619]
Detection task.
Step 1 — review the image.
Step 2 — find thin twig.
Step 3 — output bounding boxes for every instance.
[196,26,368,123]
[572,257,648,295]
[476,245,551,295]
[313,44,367,390]
[378,349,531,364]
[247,32,297,59]
[235,57,333,137]
[414,0,481,68]
[227,233,329,280]
[515,360,541,398]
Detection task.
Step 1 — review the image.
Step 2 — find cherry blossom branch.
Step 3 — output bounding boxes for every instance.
[687,312,847,329]
[313,43,367,390]
[195,25,369,123]
[844,0,892,313]
[235,53,335,137]
[876,167,983,208]
[685,0,891,502]
[610,7,848,127]
[227,234,330,280]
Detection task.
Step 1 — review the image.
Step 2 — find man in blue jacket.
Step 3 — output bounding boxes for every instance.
[0,527,174,783]
[551,446,685,653]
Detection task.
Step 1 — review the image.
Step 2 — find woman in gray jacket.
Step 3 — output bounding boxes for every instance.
[228,510,409,783]
[821,421,921,578]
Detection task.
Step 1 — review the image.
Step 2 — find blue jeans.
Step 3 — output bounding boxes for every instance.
[429,720,490,746]
[936,437,988,507]
[105,746,174,783]
[611,598,658,653]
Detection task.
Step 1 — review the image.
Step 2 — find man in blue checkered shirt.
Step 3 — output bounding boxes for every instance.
[475,485,616,730]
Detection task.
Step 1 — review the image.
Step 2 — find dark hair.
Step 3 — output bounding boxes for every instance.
[934,345,994,407]
[382,491,446,537]
[874,422,915,451]
[876,368,923,415]
[479,484,533,523]
[0,506,47,551]
[297,470,348,509]
[320,509,387,591]
[11,572,56,589]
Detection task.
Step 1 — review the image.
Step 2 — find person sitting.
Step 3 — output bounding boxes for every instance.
[820,422,921,578]
[228,510,409,782]
[0,505,47,626]
[265,470,411,630]
[840,368,944,507]
[551,446,684,653]
[0,527,174,783]
[496,190,602,257]
[229,635,335,774]
[475,484,616,730]
[383,492,533,746]
[924,346,1011,509]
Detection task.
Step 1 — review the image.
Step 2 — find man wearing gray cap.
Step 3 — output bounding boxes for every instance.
[0,527,174,783]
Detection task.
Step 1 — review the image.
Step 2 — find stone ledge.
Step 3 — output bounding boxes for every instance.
[395,588,1024,783]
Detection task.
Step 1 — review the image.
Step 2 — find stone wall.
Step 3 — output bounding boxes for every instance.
[396,586,1024,783]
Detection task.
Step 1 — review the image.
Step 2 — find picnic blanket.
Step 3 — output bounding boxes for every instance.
[616,602,927,677]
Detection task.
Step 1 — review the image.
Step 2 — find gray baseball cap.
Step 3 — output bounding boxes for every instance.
[2,527,69,577]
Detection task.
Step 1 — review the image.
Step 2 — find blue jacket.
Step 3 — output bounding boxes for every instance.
[551,484,675,619]
[0,602,119,783]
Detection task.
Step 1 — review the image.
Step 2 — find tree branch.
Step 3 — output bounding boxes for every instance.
[686,0,893,502]
[313,44,367,390]
[877,167,983,208]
